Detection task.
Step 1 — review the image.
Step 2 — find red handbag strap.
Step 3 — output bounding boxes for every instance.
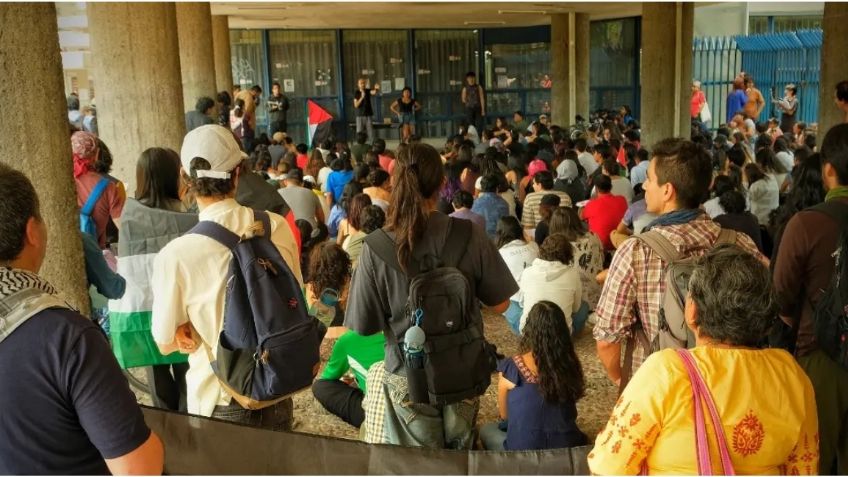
[676,349,736,476]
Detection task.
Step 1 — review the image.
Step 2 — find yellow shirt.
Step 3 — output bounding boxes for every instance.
[151,198,302,417]
[588,347,818,475]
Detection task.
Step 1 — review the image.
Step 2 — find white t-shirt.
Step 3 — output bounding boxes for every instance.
[151,198,302,417]
[517,258,582,332]
[748,176,780,225]
[498,239,539,302]
[318,167,333,191]
[578,152,598,176]
[775,151,794,173]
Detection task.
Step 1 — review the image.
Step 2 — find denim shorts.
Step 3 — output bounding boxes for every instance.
[399,112,416,125]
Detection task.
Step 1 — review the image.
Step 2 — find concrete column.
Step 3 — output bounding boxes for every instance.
[818,2,848,135]
[212,15,234,95]
[88,3,185,193]
[551,13,590,126]
[640,2,694,147]
[0,3,89,311]
[176,3,217,113]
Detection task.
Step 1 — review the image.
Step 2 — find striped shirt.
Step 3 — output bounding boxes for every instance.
[521,190,573,228]
[592,214,762,374]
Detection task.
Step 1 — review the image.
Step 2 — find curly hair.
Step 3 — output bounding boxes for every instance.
[520,301,586,403]
[688,244,777,347]
[307,242,351,298]
[184,157,239,197]
[359,205,386,234]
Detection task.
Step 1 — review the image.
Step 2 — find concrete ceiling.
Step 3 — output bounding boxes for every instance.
[211,2,646,29]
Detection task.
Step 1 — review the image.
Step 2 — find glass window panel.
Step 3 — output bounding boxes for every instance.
[229,29,268,126]
[342,30,409,123]
[483,42,550,91]
[486,92,521,116]
[414,30,479,94]
[589,18,639,114]
[268,30,338,99]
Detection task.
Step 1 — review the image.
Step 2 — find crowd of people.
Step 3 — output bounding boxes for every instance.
[2,73,848,475]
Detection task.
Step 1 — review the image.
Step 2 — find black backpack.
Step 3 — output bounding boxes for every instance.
[811,201,848,368]
[366,218,497,405]
[189,210,323,409]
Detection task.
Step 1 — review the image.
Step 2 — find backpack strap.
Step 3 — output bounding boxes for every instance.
[189,220,241,250]
[808,201,848,231]
[635,230,681,264]
[714,227,737,247]
[82,177,111,217]
[364,217,473,277]
[365,228,402,275]
[252,209,272,238]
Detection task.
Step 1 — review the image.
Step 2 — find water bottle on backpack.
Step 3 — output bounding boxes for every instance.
[310,288,339,328]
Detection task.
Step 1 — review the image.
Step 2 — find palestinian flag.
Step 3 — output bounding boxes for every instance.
[307,99,333,148]
[108,198,198,369]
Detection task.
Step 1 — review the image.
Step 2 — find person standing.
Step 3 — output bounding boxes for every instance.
[354,77,380,143]
[267,81,290,137]
[743,75,766,122]
[390,87,421,143]
[690,80,707,126]
[726,78,748,124]
[461,72,486,137]
[835,80,848,124]
[185,97,215,133]
[235,84,262,153]
[773,83,799,133]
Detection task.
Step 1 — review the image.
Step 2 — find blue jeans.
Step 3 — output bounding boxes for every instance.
[505,300,589,336]
[479,421,507,451]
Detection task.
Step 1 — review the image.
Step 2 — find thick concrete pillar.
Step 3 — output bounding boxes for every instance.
[88,3,185,193]
[212,15,234,95]
[640,3,694,147]
[176,3,217,113]
[818,3,848,135]
[551,13,590,126]
[0,4,89,311]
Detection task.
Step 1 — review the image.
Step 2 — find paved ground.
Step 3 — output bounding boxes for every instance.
[131,310,618,445]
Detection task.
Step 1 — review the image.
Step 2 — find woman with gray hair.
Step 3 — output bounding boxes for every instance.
[589,244,818,475]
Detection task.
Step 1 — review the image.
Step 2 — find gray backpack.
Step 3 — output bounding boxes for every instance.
[621,228,737,388]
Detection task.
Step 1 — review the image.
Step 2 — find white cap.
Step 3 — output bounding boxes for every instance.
[180,125,247,179]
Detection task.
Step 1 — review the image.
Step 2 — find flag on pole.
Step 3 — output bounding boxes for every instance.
[307,100,333,148]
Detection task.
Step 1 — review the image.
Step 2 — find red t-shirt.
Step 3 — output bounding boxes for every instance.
[378,154,395,175]
[581,193,628,250]
[75,171,125,249]
[690,90,706,119]
[296,154,309,171]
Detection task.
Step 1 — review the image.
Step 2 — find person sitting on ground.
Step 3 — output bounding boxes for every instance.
[328,181,364,240]
[593,157,633,204]
[72,131,125,249]
[295,143,309,170]
[315,149,334,190]
[471,173,510,238]
[325,156,355,208]
[350,132,370,166]
[268,132,286,168]
[305,242,351,329]
[745,162,779,227]
[363,169,391,211]
[713,190,764,253]
[594,138,764,388]
[610,187,657,249]
[580,175,628,251]
[345,205,386,268]
[151,125,302,429]
[702,174,737,219]
[185,96,216,133]
[548,206,603,322]
[373,138,394,174]
[497,216,539,334]
[553,151,588,203]
[479,301,588,451]
[517,234,583,334]
[0,163,163,475]
[589,244,818,475]
[278,168,325,229]
[346,142,517,449]
[522,171,572,230]
[533,194,561,246]
[337,193,372,250]
[449,189,485,230]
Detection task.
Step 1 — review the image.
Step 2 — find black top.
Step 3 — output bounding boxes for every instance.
[0,308,151,474]
[714,212,764,253]
[354,89,374,117]
[397,97,415,113]
[344,212,518,373]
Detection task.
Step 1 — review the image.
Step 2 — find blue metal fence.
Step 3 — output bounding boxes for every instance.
[692,29,821,129]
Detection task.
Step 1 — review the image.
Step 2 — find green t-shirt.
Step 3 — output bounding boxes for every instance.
[320,330,385,393]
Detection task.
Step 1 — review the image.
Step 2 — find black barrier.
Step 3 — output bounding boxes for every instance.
[142,406,592,475]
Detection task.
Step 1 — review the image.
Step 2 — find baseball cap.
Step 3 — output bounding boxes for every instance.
[181,125,246,180]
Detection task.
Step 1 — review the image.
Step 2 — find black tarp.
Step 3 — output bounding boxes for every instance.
[142,406,592,475]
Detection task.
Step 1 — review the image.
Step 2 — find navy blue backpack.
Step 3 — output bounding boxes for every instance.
[190,210,322,409]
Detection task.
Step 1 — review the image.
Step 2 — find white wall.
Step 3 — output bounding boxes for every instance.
[694,2,748,37]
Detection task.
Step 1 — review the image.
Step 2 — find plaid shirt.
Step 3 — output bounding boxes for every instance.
[361,361,387,444]
[592,215,762,373]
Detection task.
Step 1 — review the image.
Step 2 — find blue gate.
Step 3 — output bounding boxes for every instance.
[692,29,821,128]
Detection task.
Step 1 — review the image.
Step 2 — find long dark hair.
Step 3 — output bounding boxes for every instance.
[495,216,524,249]
[520,301,586,403]
[136,147,182,210]
[548,207,587,242]
[769,153,825,254]
[387,143,445,271]
[347,193,372,231]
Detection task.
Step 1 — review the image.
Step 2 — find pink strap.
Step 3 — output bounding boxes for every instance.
[676,349,736,476]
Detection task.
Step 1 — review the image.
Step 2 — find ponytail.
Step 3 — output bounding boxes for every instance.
[387,143,445,272]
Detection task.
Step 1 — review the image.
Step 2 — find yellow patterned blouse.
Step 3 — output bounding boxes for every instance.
[588,347,818,475]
